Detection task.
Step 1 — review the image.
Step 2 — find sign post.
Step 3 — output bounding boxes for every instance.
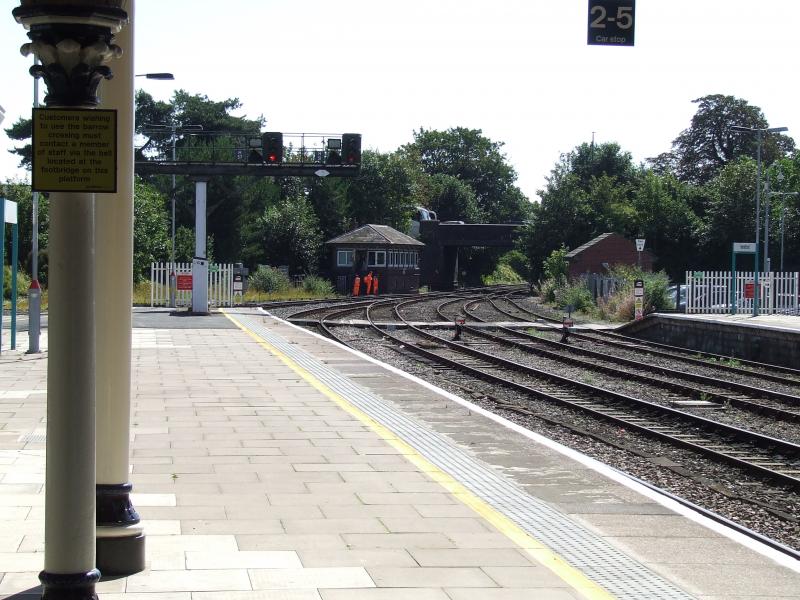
[731,242,757,315]
[588,0,636,46]
[1,199,19,352]
[635,238,645,269]
[633,278,644,320]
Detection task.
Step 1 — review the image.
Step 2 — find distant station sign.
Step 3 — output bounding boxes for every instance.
[733,242,757,254]
[32,108,117,193]
[588,0,635,46]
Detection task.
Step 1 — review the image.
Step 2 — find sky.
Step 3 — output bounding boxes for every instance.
[1,0,799,202]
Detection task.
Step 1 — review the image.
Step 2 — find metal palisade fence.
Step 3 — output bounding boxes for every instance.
[685,270,799,315]
[150,262,235,308]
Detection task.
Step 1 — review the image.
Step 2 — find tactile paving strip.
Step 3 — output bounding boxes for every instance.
[238,313,696,600]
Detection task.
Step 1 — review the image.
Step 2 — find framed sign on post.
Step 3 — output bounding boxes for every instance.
[32,108,117,193]
[588,0,636,46]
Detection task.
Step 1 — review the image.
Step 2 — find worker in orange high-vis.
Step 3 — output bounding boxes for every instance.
[364,271,373,295]
[352,274,361,297]
[372,274,379,296]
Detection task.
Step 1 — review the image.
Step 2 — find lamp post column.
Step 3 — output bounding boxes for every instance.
[170,127,177,307]
[96,0,144,575]
[13,3,127,599]
[754,131,762,317]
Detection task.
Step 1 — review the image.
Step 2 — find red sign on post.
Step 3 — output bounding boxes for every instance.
[743,282,761,299]
[176,274,193,291]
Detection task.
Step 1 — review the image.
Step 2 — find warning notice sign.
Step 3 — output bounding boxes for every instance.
[32,108,117,193]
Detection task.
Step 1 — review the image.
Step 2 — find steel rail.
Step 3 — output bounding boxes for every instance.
[457,300,800,420]
[500,294,800,381]
[383,298,800,489]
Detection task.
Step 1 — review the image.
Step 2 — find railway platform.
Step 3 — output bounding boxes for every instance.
[1,306,799,600]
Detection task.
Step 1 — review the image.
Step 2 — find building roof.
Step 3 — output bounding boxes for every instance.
[325,224,424,247]
[565,233,616,258]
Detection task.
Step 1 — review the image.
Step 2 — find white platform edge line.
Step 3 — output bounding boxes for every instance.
[260,308,800,573]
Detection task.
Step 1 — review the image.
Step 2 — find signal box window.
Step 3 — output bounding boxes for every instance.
[367,250,386,267]
[337,250,354,267]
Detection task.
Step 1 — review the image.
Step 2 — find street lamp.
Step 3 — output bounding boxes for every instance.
[135,72,174,80]
[729,124,788,316]
[143,122,203,307]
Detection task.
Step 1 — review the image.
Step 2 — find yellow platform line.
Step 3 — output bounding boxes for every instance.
[223,310,617,600]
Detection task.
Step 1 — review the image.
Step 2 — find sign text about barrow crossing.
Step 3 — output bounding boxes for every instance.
[32,108,117,193]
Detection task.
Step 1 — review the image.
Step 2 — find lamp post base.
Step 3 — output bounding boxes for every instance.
[39,569,100,600]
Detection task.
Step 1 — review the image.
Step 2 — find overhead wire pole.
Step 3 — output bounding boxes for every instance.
[729,124,788,316]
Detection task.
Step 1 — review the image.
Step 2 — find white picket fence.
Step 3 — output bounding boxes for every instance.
[685,270,799,315]
[150,262,235,307]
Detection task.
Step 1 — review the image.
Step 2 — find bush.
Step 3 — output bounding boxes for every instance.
[3,266,31,300]
[302,275,334,296]
[533,278,559,303]
[595,266,672,321]
[498,250,530,280]
[482,263,524,285]
[248,266,290,293]
[542,245,569,281]
[554,280,593,312]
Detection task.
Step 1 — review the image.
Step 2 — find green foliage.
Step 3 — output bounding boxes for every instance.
[3,265,31,300]
[595,266,672,321]
[247,196,323,274]
[482,263,524,286]
[498,250,530,280]
[3,117,33,170]
[402,127,530,224]
[249,265,290,293]
[542,245,569,281]
[554,280,593,312]
[658,94,795,185]
[0,180,49,282]
[301,275,334,296]
[133,178,170,282]
[172,226,215,265]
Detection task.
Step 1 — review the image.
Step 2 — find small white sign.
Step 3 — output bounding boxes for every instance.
[733,242,756,254]
[3,199,18,224]
[635,238,645,252]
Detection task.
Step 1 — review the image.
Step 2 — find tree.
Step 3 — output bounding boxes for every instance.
[133,177,169,282]
[4,118,33,170]
[697,157,759,267]
[654,94,795,185]
[629,172,700,278]
[344,150,415,231]
[521,142,638,278]
[402,127,530,223]
[247,196,323,274]
[135,90,265,264]
[411,173,480,223]
[0,180,49,280]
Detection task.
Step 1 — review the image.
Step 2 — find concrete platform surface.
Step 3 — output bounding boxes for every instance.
[0,307,798,600]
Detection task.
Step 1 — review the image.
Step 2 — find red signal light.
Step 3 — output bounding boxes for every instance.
[261,132,283,164]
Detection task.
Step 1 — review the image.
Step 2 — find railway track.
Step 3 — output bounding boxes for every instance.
[269,291,800,555]
[310,295,800,489]
[448,301,800,424]
[494,294,800,384]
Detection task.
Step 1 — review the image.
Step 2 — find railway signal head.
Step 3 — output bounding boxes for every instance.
[262,132,283,164]
[342,133,361,165]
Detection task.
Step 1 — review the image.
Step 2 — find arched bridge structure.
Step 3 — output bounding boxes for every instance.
[419,221,524,291]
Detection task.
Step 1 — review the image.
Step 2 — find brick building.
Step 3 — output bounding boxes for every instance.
[325,224,425,294]
[566,233,654,278]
